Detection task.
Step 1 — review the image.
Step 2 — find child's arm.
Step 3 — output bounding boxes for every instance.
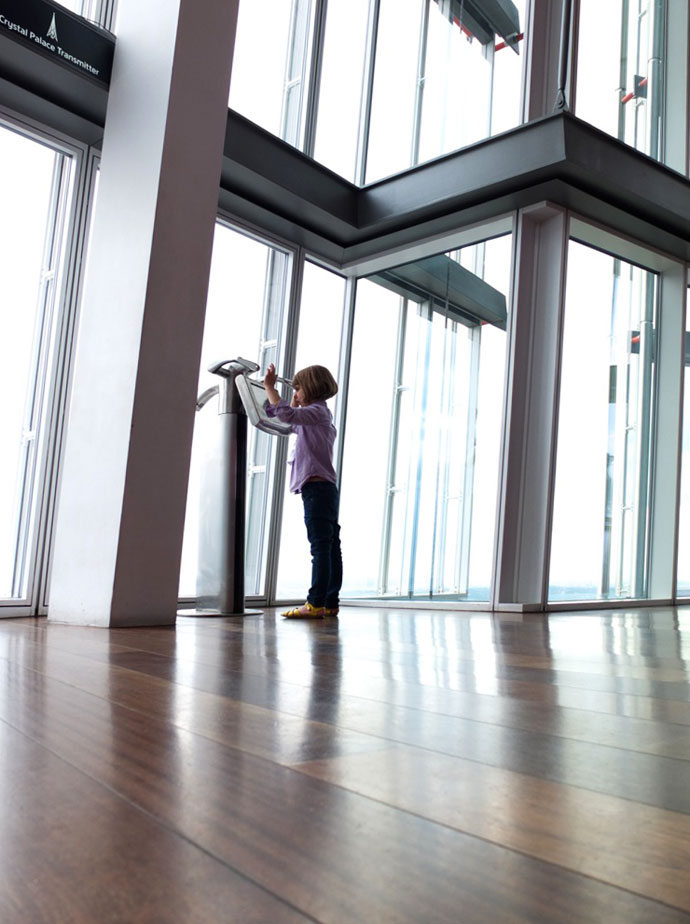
[265,402,330,426]
[263,363,281,406]
[263,363,331,426]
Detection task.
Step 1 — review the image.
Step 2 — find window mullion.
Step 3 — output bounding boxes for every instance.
[378,300,407,595]
[355,0,382,186]
[303,0,329,157]
[280,0,316,147]
[10,153,70,600]
[262,249,305,604]
[455,324,481,597]
[410,0,431,167]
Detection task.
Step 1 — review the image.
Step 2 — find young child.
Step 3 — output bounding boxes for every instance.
[264,362,342,618]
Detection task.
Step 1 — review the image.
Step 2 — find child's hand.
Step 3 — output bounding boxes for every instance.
[264,363,277,389]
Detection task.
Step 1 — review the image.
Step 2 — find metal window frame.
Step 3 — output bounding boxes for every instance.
[176,210,302,609]
[38,146,100,616]
[0,108,88,618]
[10,152,71,600]
[244,247,294,596]
[378,299,408,594]
[266,254,351,606]
[286,0,530,184]
[544,212,685,611]
[260,247,305,606]
[177,216,353,611]
[280,0,319,149]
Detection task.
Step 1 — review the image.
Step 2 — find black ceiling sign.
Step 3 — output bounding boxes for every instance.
[0,0,114,85]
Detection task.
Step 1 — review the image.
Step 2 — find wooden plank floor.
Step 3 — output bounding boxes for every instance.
[2,606,690,923]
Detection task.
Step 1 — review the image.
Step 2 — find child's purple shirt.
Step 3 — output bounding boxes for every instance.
[265,399,337,493]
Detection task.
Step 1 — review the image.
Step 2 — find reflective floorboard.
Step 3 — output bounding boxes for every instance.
[1,606,689,922]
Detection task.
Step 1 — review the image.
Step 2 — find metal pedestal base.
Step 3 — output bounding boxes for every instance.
[179,607,263,618]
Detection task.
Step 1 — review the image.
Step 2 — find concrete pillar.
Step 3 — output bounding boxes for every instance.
[493,203,568,610]
[49,0,238,626]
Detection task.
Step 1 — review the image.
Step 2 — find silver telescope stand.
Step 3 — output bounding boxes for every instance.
[194,358,290,616]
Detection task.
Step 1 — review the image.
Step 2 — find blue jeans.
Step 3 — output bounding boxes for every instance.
[301,481,342,608]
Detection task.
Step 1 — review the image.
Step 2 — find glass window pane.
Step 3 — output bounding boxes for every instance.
[340,280,401,597]
[549,241,657,602]
[366,0,424,182]
[340,235,510,602]
[576,0,665,160]
[417,7,493,163]
[312,0,370,182]
[52,0,108,22]
[229,0,525,183]
[468,236,512,597]
[490,1,526,135]
[229,0,314,148]
[179,225,292,599]
[54,0,85,13]
[0,126,73,602]
[229,1,293,136]
[275,261,346,601]
[366,0,525,183]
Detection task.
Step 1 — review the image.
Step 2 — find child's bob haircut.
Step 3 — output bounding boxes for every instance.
[292,365,338,403]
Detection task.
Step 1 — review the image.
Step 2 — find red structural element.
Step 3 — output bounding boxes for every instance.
[622,77,647,104]
[495,32,524,51]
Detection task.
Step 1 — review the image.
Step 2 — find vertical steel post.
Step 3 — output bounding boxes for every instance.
[554,0,574,111]
[354,0,382,185]
[617,0,630,141]
[648,0,666,161]
[411,0,431,167]
[633,274,656,597]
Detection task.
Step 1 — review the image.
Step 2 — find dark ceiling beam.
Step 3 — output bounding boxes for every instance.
[220,111,690,265]
[219,110,357,247]
[0,32,108,145]
[2,35,690,267]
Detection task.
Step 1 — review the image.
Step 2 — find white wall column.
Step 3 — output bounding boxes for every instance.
[49,0,239,626]
[493,203,568,610]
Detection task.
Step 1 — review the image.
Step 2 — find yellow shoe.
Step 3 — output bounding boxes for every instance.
[282,602,325,618]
